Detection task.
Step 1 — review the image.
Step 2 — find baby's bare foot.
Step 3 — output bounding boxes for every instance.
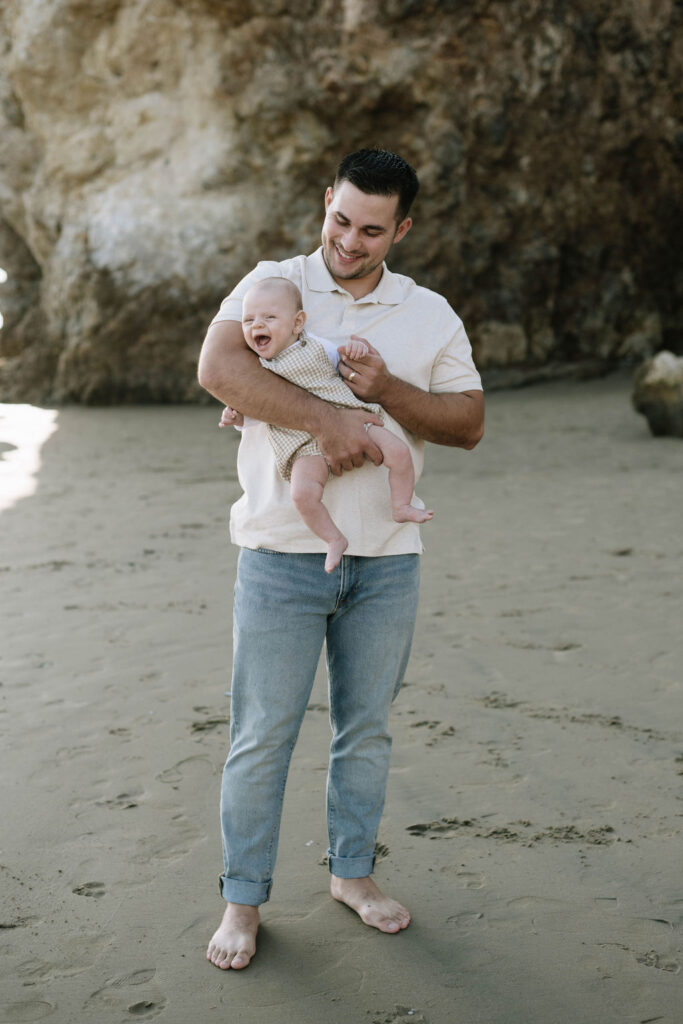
[206,903,259,970]
[325,535,348,573]
[330,875,411,933]
[393,505,434,524]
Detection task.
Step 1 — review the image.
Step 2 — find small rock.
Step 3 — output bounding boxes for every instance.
[632,351,683,437]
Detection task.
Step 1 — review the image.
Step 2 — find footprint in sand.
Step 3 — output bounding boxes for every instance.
[84,970,165,1019]
[447,910,485,927]
[0,915,36,930]
[454,871,485,889]
[111,970,157,987]
[155,755,212,786]
[0,1000,55,1022]
[408,720,456,746]
[96,791,141,810]
[131,814,202,864]
[635,950,681,974]
[372,1007,430,1024]
[407,817,483,839]
[190,716,227,734]
[127,1002,163,1018]
[108,727,132,739]
[439,866,486,888]
[17,932,112,983]
[72,881,105,899]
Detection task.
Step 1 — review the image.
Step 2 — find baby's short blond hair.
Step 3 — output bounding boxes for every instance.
[246,276,303,312]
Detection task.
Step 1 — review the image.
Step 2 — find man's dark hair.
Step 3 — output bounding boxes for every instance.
[334,148,419,223]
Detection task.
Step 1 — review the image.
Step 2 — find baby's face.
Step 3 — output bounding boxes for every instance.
[241,285,303,360]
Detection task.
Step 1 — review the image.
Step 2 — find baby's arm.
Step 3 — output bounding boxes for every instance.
[219,406,244,428]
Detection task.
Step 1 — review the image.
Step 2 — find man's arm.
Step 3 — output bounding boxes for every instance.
[197,321,384,472]
[338,339,484,449]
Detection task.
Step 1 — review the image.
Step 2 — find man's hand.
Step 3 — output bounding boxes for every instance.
[315,406,383,476]
[337,336,392,403]
[219,406,244,428]
[338,334,484,449]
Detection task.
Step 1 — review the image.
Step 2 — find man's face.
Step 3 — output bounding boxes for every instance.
[241,284,305,361]
[321,181,412,294]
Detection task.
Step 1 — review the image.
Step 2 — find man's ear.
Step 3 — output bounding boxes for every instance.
[324,186,334,209]
[393,217,412,244]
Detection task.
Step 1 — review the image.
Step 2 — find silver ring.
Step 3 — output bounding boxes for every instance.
[348,371,357,382]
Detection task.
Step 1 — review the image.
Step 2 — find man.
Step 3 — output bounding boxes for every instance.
[198,148,484,970]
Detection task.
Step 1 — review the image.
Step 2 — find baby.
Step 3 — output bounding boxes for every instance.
[221,277,433,572]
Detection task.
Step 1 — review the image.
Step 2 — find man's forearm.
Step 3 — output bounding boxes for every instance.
[197,321,384,472]
[379,375,484,449]
[198,321,330,434]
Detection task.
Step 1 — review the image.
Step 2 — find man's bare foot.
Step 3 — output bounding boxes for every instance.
[325,535,348,573]
[206,903,259,970]
[330,875,411,933]
[393,505,434,524]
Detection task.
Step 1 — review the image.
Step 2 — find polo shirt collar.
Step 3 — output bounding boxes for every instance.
[305,247,405,305]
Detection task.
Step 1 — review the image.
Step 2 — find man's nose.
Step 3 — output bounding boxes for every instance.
[340,227,362,252]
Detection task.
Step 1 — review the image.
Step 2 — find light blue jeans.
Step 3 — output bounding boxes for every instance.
[219,548,420,906]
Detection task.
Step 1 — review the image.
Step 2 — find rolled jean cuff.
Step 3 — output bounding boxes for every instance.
[327,853,376,878]
[218,873,272,906]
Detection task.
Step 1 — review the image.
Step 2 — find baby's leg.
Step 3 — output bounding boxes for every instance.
[366,426,434,524]
[290,455,348,572]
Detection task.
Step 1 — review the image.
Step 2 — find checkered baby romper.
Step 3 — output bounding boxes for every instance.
[260,332,383,481]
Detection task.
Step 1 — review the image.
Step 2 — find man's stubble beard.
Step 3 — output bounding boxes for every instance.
[322,241,383,283]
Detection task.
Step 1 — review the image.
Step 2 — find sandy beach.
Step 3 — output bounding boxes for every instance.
[0,371,681,1024]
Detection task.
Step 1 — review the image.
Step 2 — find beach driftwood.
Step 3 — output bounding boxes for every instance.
[632,350,683,438]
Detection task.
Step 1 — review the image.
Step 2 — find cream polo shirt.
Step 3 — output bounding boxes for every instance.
[210,247,482,557]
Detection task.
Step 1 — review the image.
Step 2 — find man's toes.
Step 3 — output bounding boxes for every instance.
[382,906,410,932]
[208,946,231,969]
[212,948,252,969]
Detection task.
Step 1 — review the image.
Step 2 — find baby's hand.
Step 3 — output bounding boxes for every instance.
[219,406,244,428]
[338,337,369,361]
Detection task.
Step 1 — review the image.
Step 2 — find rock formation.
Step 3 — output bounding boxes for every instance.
[632,350,683,437]
[0,0,680,403]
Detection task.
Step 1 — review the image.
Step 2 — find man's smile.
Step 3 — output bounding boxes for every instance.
[334,243,364,264]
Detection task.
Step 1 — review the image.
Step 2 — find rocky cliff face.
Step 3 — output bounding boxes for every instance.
[1,0,680,402]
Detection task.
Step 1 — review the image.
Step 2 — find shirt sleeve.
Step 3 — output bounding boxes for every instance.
[310,333,341,369]
[430,307,483,393]
[209,261,286,326]
[233,415,261,431]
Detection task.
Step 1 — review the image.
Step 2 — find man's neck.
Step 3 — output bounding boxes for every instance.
[325,259,385,300]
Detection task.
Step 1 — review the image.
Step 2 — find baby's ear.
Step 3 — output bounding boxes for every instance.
[294,309,307,334]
